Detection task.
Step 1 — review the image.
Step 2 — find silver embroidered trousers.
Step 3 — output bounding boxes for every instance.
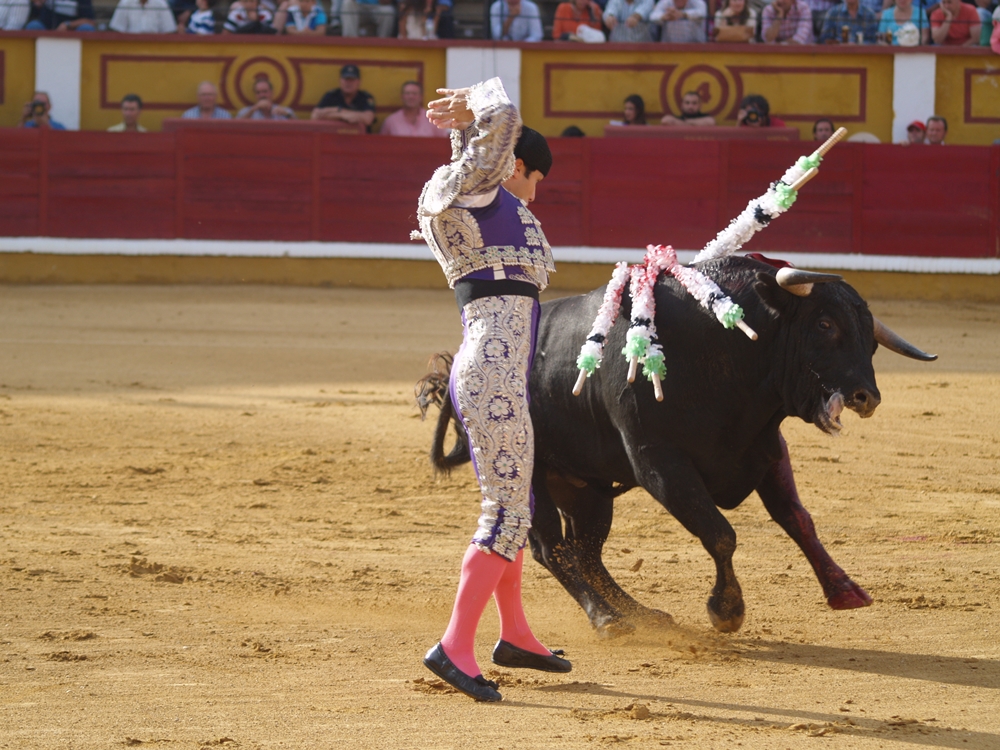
[450,294,540,562]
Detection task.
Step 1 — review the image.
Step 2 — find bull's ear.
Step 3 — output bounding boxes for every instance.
[752,271,789,318]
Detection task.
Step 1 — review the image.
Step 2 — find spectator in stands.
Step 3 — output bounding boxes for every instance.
[620,94,647,125]
[24,0,96,29]
[223,0,276,31]
[0,0,30,29]
[925,115,947,145]
[182,82,232,119]
[311,64,377,132]
[901,119,925,144]
[275,0,327,32]
[993,6,1000,54]
[561,125,586,136]
[762,0,814,42]
[804,0,836,38]
[736,93,786,126]
[237,77,294,119]
[490,0,544,40]
[433,0,455,37]
[713,0,756,41]
[183,0,215,32]
[877,0,930,44]
[109,0,178,31]
[661,91,716,125]
[553,0,604,40]
[820,0,878,42]
[603,0,654,41]
[340,0,395,36]
[651,0,707,42]
[858,0,883,18]
[107,94,146,132]
[20,92,67,130]
[973,0,993,46]
[931,0,980,44]
[396,0,426,37]
[813,118,834,139]
[380,81,448,136]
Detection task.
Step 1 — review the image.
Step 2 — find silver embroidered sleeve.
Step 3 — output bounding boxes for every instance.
[418,78,522,217]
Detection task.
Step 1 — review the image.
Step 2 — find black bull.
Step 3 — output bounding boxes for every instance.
[421,256,936,637]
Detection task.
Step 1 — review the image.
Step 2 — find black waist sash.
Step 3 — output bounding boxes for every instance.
[454,277,539,311]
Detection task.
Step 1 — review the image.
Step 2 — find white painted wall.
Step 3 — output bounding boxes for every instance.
[892,53,936,145]
[445,47,522,109]
[35,37,83,131]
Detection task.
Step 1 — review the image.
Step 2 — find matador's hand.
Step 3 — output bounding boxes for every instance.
[426,88,475,130]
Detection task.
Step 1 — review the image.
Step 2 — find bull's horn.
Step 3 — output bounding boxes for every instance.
[775,267,844,297]
[873,318,938,361]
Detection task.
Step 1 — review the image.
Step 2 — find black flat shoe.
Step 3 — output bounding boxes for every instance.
[423,643,502,702]
[491,639,572,673]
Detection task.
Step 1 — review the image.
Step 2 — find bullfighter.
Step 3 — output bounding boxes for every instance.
[415,77,572,702]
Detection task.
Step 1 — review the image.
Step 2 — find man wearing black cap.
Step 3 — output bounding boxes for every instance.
[310,64,376,132]
[414,78,570,703]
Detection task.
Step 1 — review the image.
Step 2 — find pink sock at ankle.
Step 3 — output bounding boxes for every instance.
[493,548,550,655]
[439,544,508,677]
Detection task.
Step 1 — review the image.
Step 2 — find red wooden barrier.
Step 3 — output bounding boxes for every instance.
[1,129,997,258]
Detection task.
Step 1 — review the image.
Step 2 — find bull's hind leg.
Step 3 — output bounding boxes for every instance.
[756,434,872,610]
[561,481,675,633]
[529,468,655,637]
[632,452,745,633]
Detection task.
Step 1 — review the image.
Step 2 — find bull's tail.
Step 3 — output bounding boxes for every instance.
[414,352,470,473]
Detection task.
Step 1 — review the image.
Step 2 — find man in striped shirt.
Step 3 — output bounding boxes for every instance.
[762,0,814,42]
[181,82,232,119]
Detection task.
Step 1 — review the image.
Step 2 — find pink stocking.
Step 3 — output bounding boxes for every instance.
[439,544,508,677]
[493,548,549,655]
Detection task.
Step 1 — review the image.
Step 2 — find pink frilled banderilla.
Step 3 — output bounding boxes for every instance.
[573,245,756,402]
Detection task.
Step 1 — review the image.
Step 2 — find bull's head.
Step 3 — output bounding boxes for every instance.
[753,267,936,436]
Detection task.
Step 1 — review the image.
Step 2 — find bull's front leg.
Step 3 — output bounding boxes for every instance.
[755,433,872,610]
[633,450,745,633]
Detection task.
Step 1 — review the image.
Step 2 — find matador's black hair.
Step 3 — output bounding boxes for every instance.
[514,125,552,178]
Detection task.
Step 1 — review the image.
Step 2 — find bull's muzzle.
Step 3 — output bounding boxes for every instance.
[845,385,881,418]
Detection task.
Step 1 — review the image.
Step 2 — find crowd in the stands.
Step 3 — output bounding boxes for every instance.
[1,0,997,49]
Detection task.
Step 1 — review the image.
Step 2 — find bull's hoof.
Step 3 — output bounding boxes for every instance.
[707,600,745,633]
[593,616,636,640]
[827,583,873,610]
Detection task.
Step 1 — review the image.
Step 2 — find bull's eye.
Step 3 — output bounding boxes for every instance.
[818,320,832,331]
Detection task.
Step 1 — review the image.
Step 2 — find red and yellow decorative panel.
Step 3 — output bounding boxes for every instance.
[80,39,447,132]
[935,53,1000,145]
[523,48,893,142]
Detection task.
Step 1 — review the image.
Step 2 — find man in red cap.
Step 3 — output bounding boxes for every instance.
[902,119,925,145]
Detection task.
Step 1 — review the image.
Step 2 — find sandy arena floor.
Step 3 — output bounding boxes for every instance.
[1,284,998,750]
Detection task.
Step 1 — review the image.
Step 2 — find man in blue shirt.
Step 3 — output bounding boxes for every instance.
[24,0,95,29]
[490,0,544,40]
[21,92,67,130]
[820,0,878,41]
